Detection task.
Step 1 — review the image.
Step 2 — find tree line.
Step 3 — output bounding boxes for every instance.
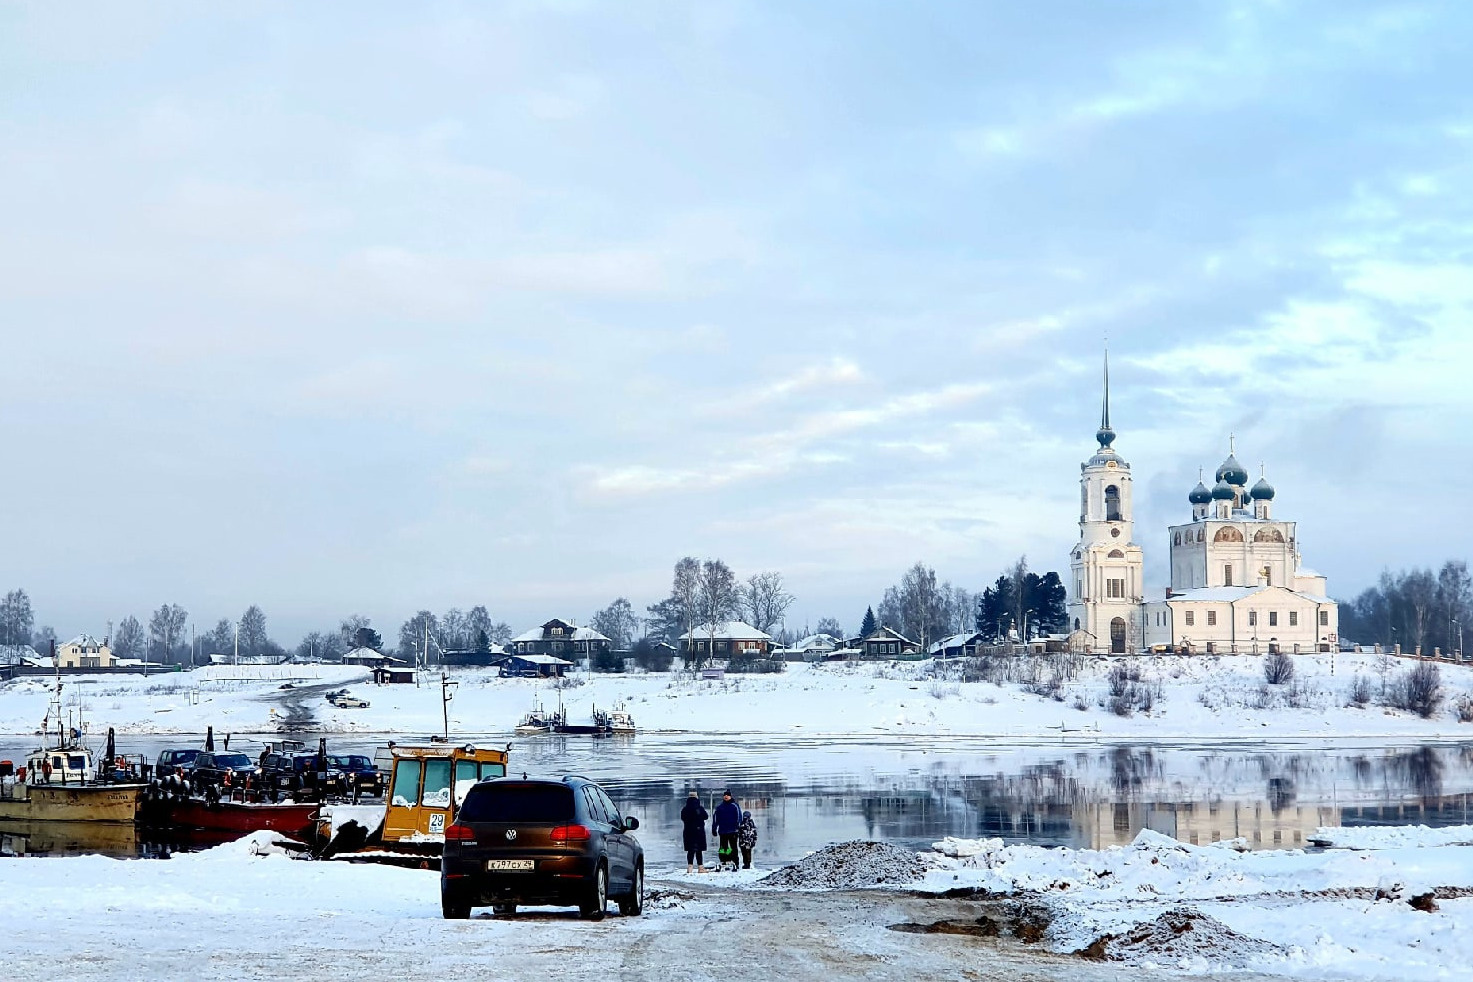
[1339,561,1471,655]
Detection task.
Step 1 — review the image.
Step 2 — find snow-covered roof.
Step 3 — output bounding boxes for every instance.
[790,633,840,651]
[928,631,983,653]
[61,634,106,649]
[572,626,610,642]
[1163,585,1337,605]
[510,622,607,644]
[341,646,388,659]
[0,643,40,665]
[506,653,575,666]
[864,626,916,645]
[679,621,771,641]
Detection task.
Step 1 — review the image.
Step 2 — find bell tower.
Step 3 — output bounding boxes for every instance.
[1067,350,1145,653]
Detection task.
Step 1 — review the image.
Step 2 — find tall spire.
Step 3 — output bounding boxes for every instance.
[1095,344,1116,449]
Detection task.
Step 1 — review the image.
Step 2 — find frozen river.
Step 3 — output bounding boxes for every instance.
[4,732,1472,866]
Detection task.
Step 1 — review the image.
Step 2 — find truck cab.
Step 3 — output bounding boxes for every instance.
[380,743,508,846]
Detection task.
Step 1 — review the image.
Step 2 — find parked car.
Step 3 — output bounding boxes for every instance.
[155,748,201,778]
[191,751,261,789]
[440,775,643,920]
[329,754,383,796]
[259,751,345,798]
[331,695,370,709]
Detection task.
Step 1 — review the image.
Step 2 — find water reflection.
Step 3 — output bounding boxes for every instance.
[3,735,1473,864]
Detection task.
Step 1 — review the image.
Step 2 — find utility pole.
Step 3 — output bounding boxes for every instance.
[440,672,458,741]
[234,622,239,667]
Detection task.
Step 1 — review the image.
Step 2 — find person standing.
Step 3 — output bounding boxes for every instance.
[737,810,758,869]
[680,791,709,873]
[711,790,742,871]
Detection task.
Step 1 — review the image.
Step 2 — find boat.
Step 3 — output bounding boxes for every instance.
[547,693,614,736]
[513,696,562,735]
[0,672,147,825]
[606,704,636,734]
[155,796,320,841]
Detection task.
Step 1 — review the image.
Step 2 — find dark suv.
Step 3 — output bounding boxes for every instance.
[191,751,261,789]
[154,748,200,778]
[329,754,382,797]
[441,776,643,921]
[259,751,345,798]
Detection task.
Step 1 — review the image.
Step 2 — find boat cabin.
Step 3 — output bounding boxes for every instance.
[26,746,94,784]
[379,743,508,845]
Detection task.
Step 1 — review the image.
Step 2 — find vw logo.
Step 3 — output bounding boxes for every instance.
[505,829,518,841]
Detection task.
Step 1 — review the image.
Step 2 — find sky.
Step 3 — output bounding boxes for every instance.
[3,0,1472,645]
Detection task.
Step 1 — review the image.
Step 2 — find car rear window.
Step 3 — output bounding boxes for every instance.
[458,784,574,824]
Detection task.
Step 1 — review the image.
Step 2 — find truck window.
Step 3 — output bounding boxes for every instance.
[479,761,506,781]
[421,759,452,807]
[453,760,478,806]
[391,760,421,807]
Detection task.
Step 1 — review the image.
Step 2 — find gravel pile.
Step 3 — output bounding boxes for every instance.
[1075,907,1285,965]
[759,841,930,890]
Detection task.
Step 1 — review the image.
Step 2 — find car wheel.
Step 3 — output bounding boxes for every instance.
[491,903,516,917]
[618,862,644,916]
[441,889,471,920]
[580,863,607,921]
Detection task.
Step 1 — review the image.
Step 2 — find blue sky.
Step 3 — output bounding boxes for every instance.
[3,1,1471,643]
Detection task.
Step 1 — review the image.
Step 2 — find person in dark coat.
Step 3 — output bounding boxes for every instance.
[711,789,742,871]
[680,791,709,873]
[737,810,758,869]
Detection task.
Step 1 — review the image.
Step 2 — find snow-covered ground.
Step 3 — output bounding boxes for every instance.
[896,826,1473,980]
[3,652,1473,740]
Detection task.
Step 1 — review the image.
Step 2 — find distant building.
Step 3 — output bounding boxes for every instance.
[56,635,114,669]
[1068,353,1338,654]
[780,633,842,661]
[440,644,507,667]
[679,621,772,659]
[861,626,919,660]
[372,665,418,684]
[341,646,396,667]
[509,619,611,660]
[928,631,985,659]
[499,653,574,678]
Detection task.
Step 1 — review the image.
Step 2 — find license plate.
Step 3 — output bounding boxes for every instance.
[487,859,534,871]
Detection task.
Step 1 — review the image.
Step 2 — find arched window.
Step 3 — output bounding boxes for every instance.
[1109,617,1127,654]
[1197,528,1205,542]
[1253,528,1285,543]
[1214,527,1244,543]
[1108,549,1125,558]
[1105,485,1122,522]
[1173,532,1181,546]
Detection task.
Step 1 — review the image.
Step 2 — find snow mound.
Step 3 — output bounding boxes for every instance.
[1311,824,1473,850]
[202,830,296,859]
[1075,907,1285,966]
[932,836,1003,859]
[759,841,930,890]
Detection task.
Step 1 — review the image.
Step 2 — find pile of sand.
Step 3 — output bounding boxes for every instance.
[759,841,930,890]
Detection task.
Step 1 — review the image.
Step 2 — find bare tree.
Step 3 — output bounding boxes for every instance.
[814,616,844,640]
[591,598,638,650]
[742,571,795,635]
[399,611,440,664]
[338,614,372,651]
[148,604,189,664]
[238,605,269,656]
[440,608,468,649]
[0,589,34,646]
[696,559,741,667]
[113,616,146,659]
[880,562,949,651]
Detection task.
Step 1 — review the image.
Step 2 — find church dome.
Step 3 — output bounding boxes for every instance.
[1210,479,1236,501]
[1215,453,1249,486]
[1188,481,1212,505]
[1250,477,1276,500]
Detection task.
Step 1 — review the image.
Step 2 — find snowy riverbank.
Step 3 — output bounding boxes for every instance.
[3,652,1473,740]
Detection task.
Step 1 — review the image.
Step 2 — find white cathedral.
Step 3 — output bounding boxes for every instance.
[1066,360,1338,655]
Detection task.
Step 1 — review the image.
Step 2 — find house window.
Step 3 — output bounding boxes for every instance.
[1185,611,1195,627]
[1207,610,1217,627]
[1107,578,1126,599]
[1320,610,1329,627]
[1269,611,1278,627]
[1289,611,1298,627]
[1224,564,1233,586]
[1249,611,1258,627]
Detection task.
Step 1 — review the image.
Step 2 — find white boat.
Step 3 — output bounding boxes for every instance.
[513,697,562,736]
[606,704,636,734]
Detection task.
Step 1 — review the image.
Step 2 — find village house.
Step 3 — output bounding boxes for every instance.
[861,626,919,660]
[509,619,611,661]
[679,621,772,659]
[56,634,114,669]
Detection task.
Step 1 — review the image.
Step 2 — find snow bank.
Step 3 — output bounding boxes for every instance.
[759,841,933,890]
[1310,823,1473,850]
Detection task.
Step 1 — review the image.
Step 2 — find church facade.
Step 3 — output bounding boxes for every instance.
[1067,361,1338,655]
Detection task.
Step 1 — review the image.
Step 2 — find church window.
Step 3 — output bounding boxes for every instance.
[1107,578,1126,599]
[1174,532,1181,546]
[1108,549,1124,558]
[1197,529,1205,542]
[1207,610,1217,627]
[1224,564,1233,586]
[1073,618,1080,632]
[1184,611,1195,627]
[1105,485,1121,522]
[1253,528,1285,543]
[1319,610,1329,627]
[1289,611,1298,627]
[1249,611,1258,627]
[1214,527,1244,543]
[1269,611,1278,627]
[1263,567,1272,586]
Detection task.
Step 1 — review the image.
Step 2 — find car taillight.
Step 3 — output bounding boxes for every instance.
[550,824,590,843]
[444,824,475,841]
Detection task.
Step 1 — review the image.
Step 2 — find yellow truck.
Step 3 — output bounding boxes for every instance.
[379,742,509,846]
